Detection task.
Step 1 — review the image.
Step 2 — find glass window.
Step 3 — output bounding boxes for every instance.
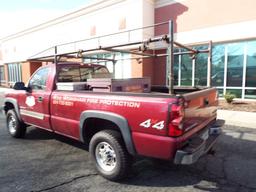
[29,67,49,90]
[227,42,244,87]
[0,66,5,81]
[103,53,114,73]
[58,66,110,82]
[180,53,192,86]
[226,89,242,98]
[246,41,256,87]
[7,63,22,83]
[245,89,256,99]
[83,53,129,79]
[58,67,81,82]
[195,51,208,86]
[217,89,223,97]
[81,66,111,79]
[212,45,225,86]
[173,55,179,86]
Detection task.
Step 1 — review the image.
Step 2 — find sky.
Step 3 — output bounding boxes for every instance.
[0,0,93,39]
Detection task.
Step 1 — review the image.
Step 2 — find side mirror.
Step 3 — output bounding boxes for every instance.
[13,82,30,92]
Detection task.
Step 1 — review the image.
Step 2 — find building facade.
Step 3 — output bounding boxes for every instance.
[155,0,256,100]
[0,0,255,99]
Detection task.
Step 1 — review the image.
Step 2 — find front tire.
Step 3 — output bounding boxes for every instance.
[89,130,132,181]
[6,110,26,138]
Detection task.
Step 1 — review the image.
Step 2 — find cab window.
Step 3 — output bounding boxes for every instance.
[29,67,49,90]
[58,66,110,82]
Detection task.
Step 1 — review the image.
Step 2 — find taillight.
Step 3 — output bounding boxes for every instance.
[168,100,185,137]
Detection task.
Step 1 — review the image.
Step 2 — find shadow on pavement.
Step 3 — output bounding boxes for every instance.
[25,127,55,140]
[2,120,256,191]
[25,126,89,151]
[120,126,256,191]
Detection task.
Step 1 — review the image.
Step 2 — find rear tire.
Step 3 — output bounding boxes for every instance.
[89,130,132,181]
[6,110,26,138]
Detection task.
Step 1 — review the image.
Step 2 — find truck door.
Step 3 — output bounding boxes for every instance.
[19,66,52,131]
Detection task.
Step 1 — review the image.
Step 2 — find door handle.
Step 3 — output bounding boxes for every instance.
[38,96,44,102]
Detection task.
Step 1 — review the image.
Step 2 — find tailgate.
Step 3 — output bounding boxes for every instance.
[182,88,218,132]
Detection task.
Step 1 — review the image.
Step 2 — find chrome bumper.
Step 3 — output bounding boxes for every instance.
[174,120,224,165]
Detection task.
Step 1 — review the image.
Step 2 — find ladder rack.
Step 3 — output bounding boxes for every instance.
[28,20,212,94]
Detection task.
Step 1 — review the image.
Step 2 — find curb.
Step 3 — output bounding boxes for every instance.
[217,110,256,129]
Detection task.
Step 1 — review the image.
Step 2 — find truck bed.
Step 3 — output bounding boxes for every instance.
[56,85,210,97]
[56,85,217,136]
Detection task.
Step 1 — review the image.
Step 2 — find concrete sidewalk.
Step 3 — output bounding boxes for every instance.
[218,110,256,129]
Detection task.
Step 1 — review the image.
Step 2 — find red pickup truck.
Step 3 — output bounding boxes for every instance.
[2,62,222,181]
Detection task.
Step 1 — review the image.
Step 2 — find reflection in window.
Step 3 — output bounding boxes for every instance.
[173,55,179,86]
[0,66,5,81]
[180,52,192,86]
[195,51,207,86]
[217,89,223,97]
[245,90,256,99]
[7,63,22,83]
[29,67,49,90]
[227,43,244,87]
[226,89,242,98]
[58,66,110,82]
[58,67,80,82]
[246,41,256,87]
[83,53,130,79]
[104,53,114,73]
[168,40,256,99]
[212,45,225,86]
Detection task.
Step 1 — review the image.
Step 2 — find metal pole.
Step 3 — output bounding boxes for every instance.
[173,50,208,56]
[54,46,58,77]
[207,41,212,87]
[28,35,169,61]
[168,20,174,95]
[112,54,116,78]
[54,46,58,64]
[174,41,198,54]
[192,58,195,87]
[178,49,181,86]
[103,48,156,57]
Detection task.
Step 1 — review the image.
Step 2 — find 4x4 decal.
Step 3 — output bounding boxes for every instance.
[140,119,165,130]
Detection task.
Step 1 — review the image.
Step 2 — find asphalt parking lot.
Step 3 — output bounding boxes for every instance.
[0,93,256,192]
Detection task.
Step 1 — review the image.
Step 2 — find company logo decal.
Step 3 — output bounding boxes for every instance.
[52,95,141,108]
[26,96,36,107]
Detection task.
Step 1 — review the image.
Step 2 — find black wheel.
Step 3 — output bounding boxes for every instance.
[6,109,26,138]
[89,130,132,181]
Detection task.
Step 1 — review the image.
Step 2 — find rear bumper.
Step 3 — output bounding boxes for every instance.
[173,120,223,164]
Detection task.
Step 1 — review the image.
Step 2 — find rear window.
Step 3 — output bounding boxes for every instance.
[57,66,110,82]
